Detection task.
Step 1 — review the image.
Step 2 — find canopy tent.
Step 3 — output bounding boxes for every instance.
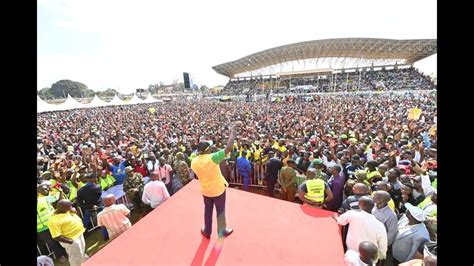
[125,94,145,105]
[142,94,159,104]
[54,94,84,111]
[37,96,58,113]
[106,95,125,106]
[83,95,107,108]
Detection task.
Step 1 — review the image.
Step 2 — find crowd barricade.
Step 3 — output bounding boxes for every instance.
[36,241,55,258]
[77,206,101,233]
[229,162,282,192]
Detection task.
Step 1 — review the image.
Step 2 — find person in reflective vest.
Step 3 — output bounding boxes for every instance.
[366,160,383,184]
[298,169,334,209]
[37,183,68,262]
[98,168,116,191]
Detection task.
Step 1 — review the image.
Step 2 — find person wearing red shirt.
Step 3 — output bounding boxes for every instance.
[134,157,148,178]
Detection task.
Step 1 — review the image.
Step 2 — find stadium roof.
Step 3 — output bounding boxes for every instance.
[212,38,437,78]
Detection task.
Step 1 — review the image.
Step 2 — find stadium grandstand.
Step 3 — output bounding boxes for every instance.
[212,38,437,96]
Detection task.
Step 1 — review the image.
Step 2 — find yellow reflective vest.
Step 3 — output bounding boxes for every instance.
[304,179,325,203]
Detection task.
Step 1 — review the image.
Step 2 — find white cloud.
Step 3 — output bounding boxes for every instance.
[38,0,436,92]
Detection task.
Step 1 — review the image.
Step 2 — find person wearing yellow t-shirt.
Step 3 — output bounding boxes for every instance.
[272,138,287,153]
[239,143,252,160]
[252,141,264,185]
[37,184,68,263]
[191,122,240,239]
[48,199,88,266]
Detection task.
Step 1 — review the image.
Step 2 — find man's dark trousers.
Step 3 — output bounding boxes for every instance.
[203,191,226,237]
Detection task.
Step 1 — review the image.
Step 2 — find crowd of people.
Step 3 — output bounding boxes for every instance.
[219,67,435,96]
[37,89,437,265]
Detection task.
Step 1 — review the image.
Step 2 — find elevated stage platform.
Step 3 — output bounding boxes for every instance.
[84,180,345,265]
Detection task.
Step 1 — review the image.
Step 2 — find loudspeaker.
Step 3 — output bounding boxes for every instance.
[183,73,190,89]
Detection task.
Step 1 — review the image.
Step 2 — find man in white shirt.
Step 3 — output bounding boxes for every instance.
[333,196,388,262]
[344,241,379,266]
[97,194,132,241]
[147,153,160,174]
[142,173,170,209]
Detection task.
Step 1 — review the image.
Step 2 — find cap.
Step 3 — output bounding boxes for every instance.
[340,134,348,139]
[312,158,323,165]
[254,140,261,145]
[405,203,426,222]
[125,166,133,172]
[287,159,296,164]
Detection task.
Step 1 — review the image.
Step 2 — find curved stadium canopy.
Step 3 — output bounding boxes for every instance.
[212,38,437,78]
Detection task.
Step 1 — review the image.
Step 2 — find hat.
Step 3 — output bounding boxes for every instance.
[287,159,296,164]
[405,203,426,222]
[340,134,348,139]
[349,138,358,144]
[125,166,133,172]
[41,171,52,177]
[312,158,323,165]
[254,140,261,145]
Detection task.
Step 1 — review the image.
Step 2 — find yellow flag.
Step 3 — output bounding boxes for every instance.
[408,108,422,120]
[429,125,437,136]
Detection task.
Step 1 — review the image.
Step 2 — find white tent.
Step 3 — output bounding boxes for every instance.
[37,96,57,113]
[106,95,125,106]
[142,94,158,104]
[84,95,107,108]
[55,94,83,111]
[126,94,145,105]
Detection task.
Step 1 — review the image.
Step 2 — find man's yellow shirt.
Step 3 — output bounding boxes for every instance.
[48,212,85,240]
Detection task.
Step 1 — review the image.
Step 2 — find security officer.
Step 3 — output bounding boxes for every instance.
[298,169,334,209]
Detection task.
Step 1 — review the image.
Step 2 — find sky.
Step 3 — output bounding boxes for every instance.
[38,0,436,93]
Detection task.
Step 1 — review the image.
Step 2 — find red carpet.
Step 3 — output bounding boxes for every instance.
[84,180,345,265]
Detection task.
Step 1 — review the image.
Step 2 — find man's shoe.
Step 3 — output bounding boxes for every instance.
[223,228,233,237]
[201,228,210,239]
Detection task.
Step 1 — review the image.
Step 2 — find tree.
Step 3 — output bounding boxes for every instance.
[45,80,95,99]
[148,84,160,94]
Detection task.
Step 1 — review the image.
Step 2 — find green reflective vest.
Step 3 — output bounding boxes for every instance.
[99,174,116,190]
[37,196,53,232]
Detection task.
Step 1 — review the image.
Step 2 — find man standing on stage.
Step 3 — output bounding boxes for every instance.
[191,122,240,239]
